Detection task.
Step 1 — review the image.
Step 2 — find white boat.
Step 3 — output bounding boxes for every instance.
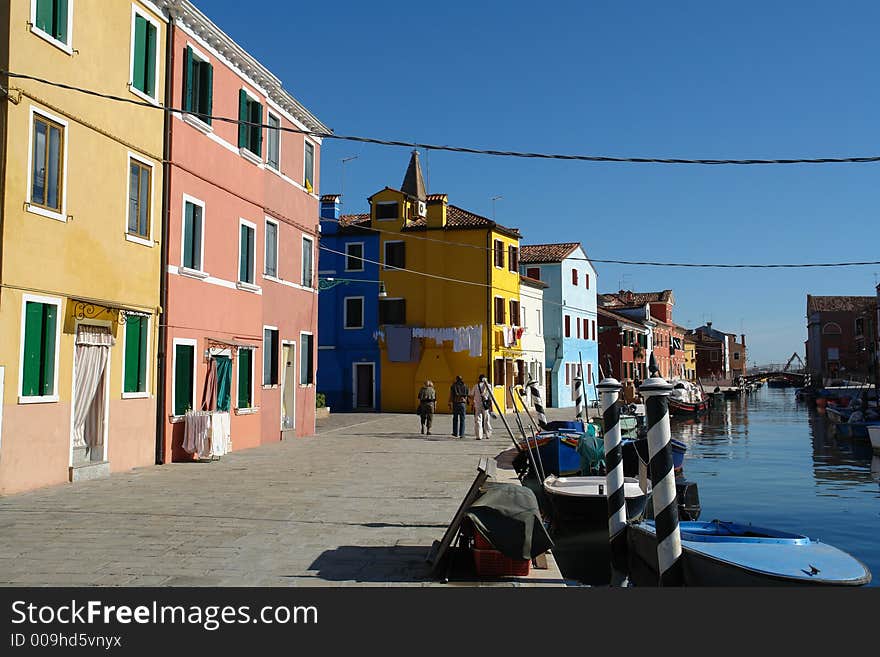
[542,475,649,530]
[868,424,880,454]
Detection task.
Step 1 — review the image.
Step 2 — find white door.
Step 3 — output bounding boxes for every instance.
[281,342,296,430]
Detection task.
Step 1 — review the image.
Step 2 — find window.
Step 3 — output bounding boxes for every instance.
[345,243,364,272]
[123,315,148,395]
[379,299,406,325]
[565,363,571,386]
[127,158,151,239]
[855,318,865,336]
[267,114,280,170]
[710,350,718,362]
[508,245,519,272]
[239,222,255,284]
[183,46,213,124]
[33,0,71,47]
[302,236,314,287]
[173,341,195,416]
[585,273,590,289]
[493,359,505,385]
[263,328,279,385]
[29,111,65,214]
[304,141,315,192]
[493,240,505,268]
[131,10,158,99]
[592,320,596,341]
[20,299,59,399]
[564,315,571,338]
[237,348,253,409]
[264,220,278,278]
[384,241,405,270]
[521,305,527,328]
[827,347,839,361]
[375,202,398,220]
[536,309,542,336]
[494,297,505,325]
[526,267,540,280]
[345,297,364,329]
[509,300,520,327]
[734,352,741,361]
[238,90,262,157]
[572,269,578,286]
[182,197,204,271]
[300,333,314,385]
[822,322,842,335]
[587,363,592,385]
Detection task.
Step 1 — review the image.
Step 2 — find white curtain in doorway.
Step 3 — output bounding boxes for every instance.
[72,325,113,449]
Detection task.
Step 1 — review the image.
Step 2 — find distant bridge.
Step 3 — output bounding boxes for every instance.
[742,371,807,386]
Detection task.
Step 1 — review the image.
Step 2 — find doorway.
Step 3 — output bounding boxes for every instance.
[546,369,553,407]
[281,342,296,430]
[70,324,112,466]
[353,362,375,410]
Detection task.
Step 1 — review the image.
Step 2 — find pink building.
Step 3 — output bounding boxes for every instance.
[159,2,328,462]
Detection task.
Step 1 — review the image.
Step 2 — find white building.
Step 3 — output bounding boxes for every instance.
[519,274,547,409]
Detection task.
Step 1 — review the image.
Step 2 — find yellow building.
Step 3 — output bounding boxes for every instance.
[371,152,523,413]
[683,335,697,381]
[0,0,167,493]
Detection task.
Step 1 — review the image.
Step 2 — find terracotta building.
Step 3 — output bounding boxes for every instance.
[805,294,876,381]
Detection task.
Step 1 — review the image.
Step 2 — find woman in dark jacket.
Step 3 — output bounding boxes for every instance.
[417,380,436,435]
[448,375,469,438]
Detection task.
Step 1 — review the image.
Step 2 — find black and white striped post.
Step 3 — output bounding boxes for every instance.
[573,375,584,420]
[597,372,626,572]
[527,376,548,429]
[640,353,683,586]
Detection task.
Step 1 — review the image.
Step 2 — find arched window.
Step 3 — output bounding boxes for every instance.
[822,322,842,335]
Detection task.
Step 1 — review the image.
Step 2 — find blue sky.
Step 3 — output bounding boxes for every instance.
[204,0,880,365]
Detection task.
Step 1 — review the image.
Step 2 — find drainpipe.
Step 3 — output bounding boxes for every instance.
[486,232,492,387]
[155,7,175,465]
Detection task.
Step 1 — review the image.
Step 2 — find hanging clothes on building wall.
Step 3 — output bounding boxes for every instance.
[386,326,415,362]
[183,410,212,459]
[411,324,483,357]
[210,411,231,456]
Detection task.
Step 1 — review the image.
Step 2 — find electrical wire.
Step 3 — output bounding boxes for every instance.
[6,69,880,166]
[325,217,880,268]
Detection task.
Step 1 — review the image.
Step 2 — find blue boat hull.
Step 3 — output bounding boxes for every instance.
[626,520,872,587]
[523,432,582,476]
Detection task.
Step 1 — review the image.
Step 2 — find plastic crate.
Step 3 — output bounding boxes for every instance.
[472,548,531,577]
[473,528,493,550]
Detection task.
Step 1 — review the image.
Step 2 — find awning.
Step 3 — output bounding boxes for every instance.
[206,337,260,350]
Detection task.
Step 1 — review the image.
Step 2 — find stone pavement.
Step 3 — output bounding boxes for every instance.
[0,407,593,586]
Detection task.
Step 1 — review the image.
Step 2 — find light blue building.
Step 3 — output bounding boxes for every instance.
[317,195,382,411]
[520,243,598,408]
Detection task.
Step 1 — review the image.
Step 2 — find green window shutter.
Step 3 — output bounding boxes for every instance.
[41,304,57,396]
[137,318,148,392]
[238,90,248,148]
[22,302,45,396]
[145,23,157,96]
[239,225,247,281]
[183,202,194,268]
[124,318,142,393]
[35,0,53,34]
[174,344,194,415]
[237,350,251,408]
[54,0,69,43]
[183,46,194,112]
[202,62,213,124]
[133,15,147,92]
[252,102,263,156]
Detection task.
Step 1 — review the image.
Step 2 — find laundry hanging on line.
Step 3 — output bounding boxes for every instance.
[411,324,483,357]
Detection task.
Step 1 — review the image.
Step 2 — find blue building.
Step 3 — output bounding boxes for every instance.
[520,243,598,408]
[317,195,382,411]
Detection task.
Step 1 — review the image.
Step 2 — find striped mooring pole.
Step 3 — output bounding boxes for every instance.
[527,376,548,429]
[640,353,683,586]
[597,373,626,571]
[573,376,584,420]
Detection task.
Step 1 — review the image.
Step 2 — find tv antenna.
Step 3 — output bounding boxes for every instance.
[340,155,359,204]
[491,195,503,221]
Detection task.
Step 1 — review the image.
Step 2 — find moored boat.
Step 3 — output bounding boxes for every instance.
[543,474,649,530]
[668,397,711,418]
[868,425,880,454]
[627,519,872,586]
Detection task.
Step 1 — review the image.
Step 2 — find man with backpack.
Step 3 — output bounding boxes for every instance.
[470,374,493,440]
[448,375,469,438]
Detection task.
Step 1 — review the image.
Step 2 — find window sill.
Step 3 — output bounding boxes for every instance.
[26,203,67,223]
[128,84,160,106]
[239,147,263,166]
[183,112,213,134]
[236,281,261,293]
[266,163,283,176]
[19,395,59,404]
[299,383,314,389]
[125,233,154,247]
[30,26,73,55]
[262,384,278,390]
[122,392,150,400]
[343,268,365,273]
[179,266,210,280]
[234,407,260,416]
[169,415,185,424]
[344,325,364,330]
[263,274,281,284]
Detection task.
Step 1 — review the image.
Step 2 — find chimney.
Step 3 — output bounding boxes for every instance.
[706,321,712,329]
[741,334,746,347]
[426,193,447,229]
[319,194,340,235]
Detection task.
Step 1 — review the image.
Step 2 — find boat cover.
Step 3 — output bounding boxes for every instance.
[576,426,604,475]
[465,483,554,560]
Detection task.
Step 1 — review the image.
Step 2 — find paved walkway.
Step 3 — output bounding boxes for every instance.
[0,407,591,586]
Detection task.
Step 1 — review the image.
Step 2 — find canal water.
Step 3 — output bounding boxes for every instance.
[547,385,880,586]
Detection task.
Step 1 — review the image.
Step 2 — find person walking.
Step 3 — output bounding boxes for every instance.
[417,380,436,435]
[470,374,493,440]
[449,375,469,438]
